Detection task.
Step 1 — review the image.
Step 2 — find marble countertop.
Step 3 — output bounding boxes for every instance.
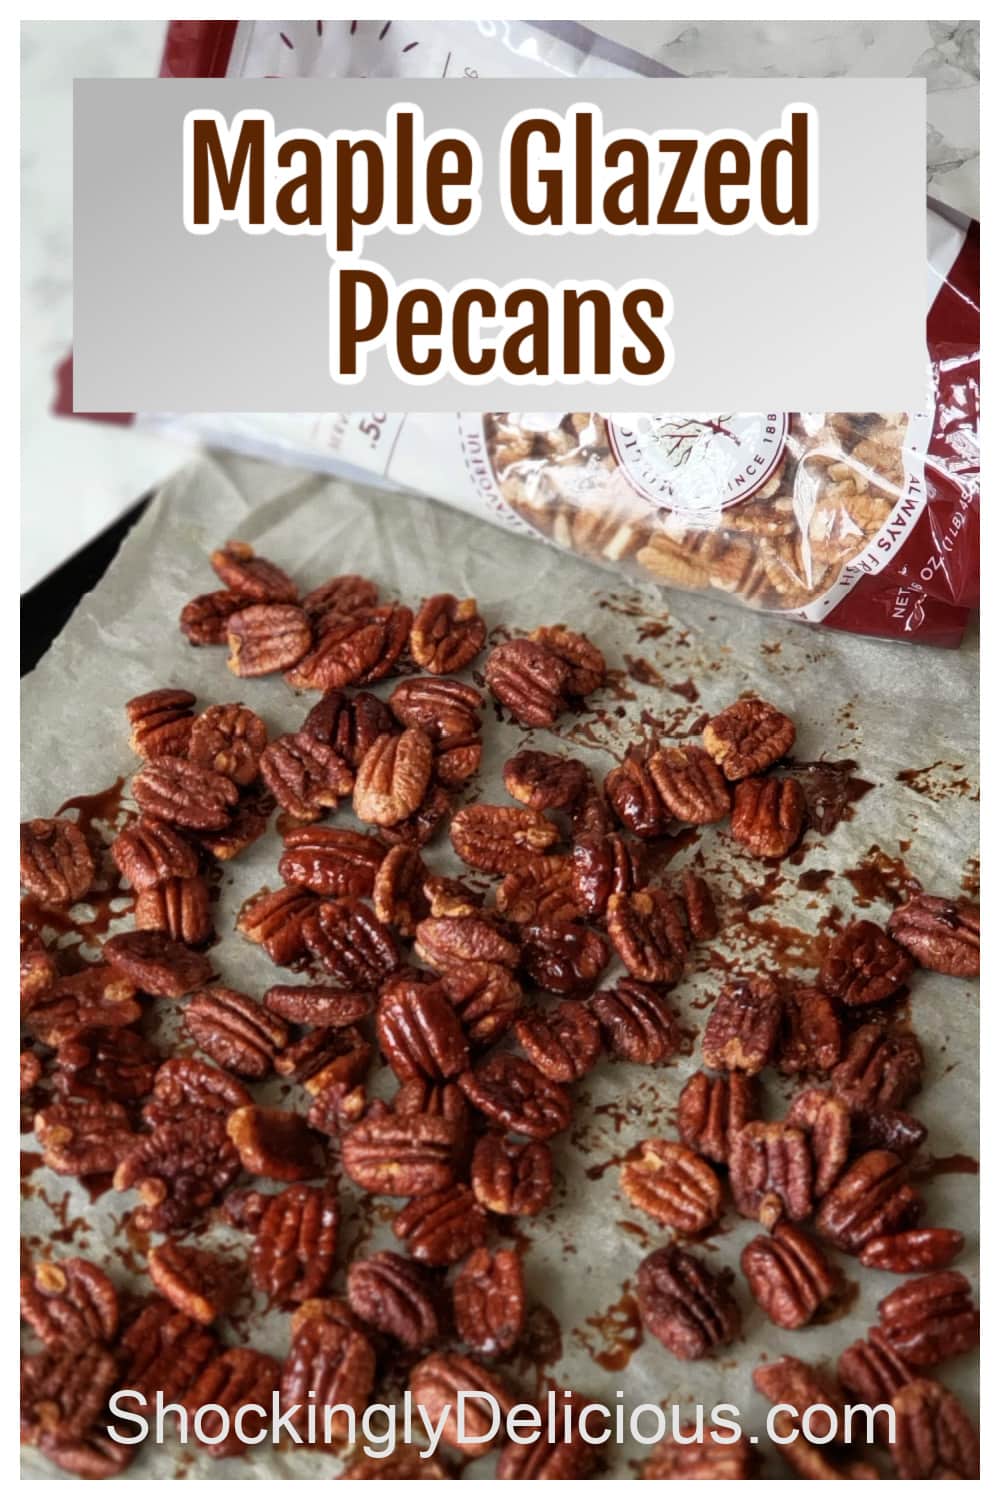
[20,18,979,593]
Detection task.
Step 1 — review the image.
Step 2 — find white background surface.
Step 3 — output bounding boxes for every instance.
[20,18,980,593]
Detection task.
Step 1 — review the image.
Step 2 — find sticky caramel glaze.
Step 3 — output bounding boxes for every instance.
[576,1287,643,1371]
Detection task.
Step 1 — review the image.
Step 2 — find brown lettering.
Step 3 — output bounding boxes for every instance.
[426,138,476,227]
[760,109,810,225]
[503,287,550,375]
[191,118,265,224]
[656,139,699,226]
[275,138,323,225]
[453,288,497,376]
[703,138,752,226]
[562,288,612,376]
[395,288,443,376]
[333,138,385,253]
[622,288,668,375]
[508,117,563,227]
[335,269,388,376]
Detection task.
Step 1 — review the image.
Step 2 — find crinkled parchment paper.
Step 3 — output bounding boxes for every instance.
[20,453,980,1478]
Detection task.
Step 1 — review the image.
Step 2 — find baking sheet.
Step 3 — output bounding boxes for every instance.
[20,452,980,1478]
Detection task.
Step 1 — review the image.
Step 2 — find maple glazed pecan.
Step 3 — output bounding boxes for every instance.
[702,696,795,779]
[620,1139,723,1232]
[637,1244,741,1359]
[410,593,487,673]
[20,818,95,905]
[888,893,980,977]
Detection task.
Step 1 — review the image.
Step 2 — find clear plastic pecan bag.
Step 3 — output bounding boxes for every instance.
[132,203,978,647]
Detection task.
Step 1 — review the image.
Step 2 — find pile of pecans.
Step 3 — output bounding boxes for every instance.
[20,539,979,1480]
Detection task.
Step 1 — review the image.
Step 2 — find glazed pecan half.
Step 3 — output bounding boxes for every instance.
[470,1134,553,1217]
[450,803,559,873]
[497,855,580,925]
[347,1251,440,1348]
[258,732,354,822]
[301,900,399,988]
[637,1245,741,1360]
[237,886,317,967]
[458,1054,572,1140]
[134,874,212,946]
[24,965,141,1046]
[591,978,681,1065]
[519,920,610,996]
[778,985,843,1075]
[830,1024,924,1111]
[20,1258,119,1351]
[570,834,644,918]
[353,729,434,827]
[286,604,411,690]
[729,1121,814,1227]
[210,539,298,602]
[408,1353,515,1455]
[820,919,913,1005]
[604,752,670,839]
[702,697,795,780]
[740,1223,842,1329]
[184,986,288,1079]
[226,603,311,677]
[113,1117,241,1232]
[148,1241,235,1325]
[860,1227,965,1274]
[453,1247,525,1355]
[111,816,199,890]
[301,687,396,767]
[246,1185,340,1305]
[815,1149,923,1253]
[227,1105,323,1182]
[515,1000,602,1082]
[681,869,719,941]
[730,776,805,858]
[702,977,782,1074]
[483,637,570,727]
[302,573,379,620]
[439,961,524,1045]
[188,702,268,785]
[888,894,980,978]
[646,744,731,824]
[415,915,520,971]
[503,749,590,812]
[186,1347,283,1457]
[20,818,95,905]
[132,755,238,829]
[410,593,487,673]
[606,889,687,984]
[142,1056,251,1128]
[393,1185,489,1265]
[278,826,385,899]
[102,934,212,1004]
[126,688,196,758]
[373,845,432,936]
[877,1272,979,1367]
[180,589,255,645]
[620,1139,723,1232]
[677,1070,758,1164]
[341,1114,463,1195]
[889,1379,979,1480]
[376,975,469,1081]
[529,624,606,697]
